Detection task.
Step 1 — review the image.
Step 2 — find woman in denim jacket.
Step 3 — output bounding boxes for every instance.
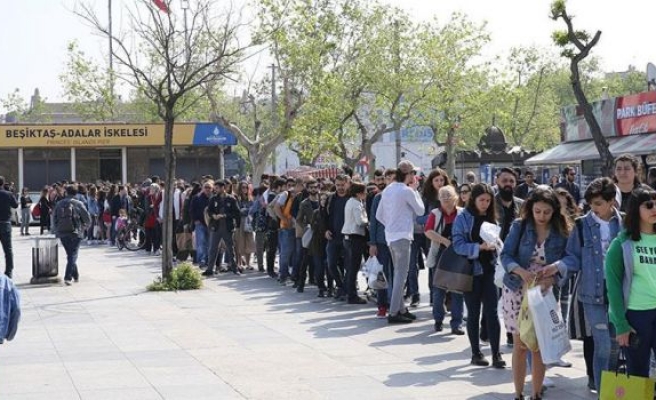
[557,178,622,392]
[501,187,570,400]
[453,183,506,369]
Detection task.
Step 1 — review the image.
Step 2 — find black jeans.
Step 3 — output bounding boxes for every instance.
[344,235,367,300]
[0,222,14,277]
[464,271,500,356]
[144,223,161,252]
[326,237,346,295]
[266,230,279,275]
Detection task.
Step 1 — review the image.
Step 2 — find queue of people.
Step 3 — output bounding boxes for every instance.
[1,151,656,399]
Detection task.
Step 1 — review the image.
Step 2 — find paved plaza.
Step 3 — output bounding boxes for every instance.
[1,228,595,400]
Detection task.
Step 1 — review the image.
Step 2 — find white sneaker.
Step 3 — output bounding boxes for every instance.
[543,377,555,387]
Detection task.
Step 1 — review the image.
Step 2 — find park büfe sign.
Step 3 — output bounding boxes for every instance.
[560,90,656,142]
[0,123,237,148]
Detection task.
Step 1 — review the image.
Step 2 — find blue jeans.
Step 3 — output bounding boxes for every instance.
[60,235,81,281]
[625,308,656,378]
[582,302,612,390]
[375,244,393,307]
[194,223,209,266]
[433,287,464,329]
[278,228,295,280]
[0,222,14,277]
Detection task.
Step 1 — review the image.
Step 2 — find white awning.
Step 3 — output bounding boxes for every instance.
[525,134,656,165]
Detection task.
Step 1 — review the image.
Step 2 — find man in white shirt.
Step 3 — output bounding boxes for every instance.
[376,160,425,324]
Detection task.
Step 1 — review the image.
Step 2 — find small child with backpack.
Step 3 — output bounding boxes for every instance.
[115,209,129,250]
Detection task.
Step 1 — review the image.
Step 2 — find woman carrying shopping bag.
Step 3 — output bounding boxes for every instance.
[605,186,656,379]
[452,183,505,369]
[500,186,570,400]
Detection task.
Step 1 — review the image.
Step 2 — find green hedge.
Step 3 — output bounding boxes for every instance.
[147,263,203,291]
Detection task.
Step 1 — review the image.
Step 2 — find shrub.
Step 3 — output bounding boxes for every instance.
[147,263,203,291]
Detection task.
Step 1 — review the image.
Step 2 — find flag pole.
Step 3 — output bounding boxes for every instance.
[108,0,115,119]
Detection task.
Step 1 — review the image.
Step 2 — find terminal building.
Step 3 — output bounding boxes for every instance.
[0,122,240,190]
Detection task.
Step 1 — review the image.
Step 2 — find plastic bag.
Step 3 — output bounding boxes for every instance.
[519,284,539,352]
[527,285,571,364]
[301,226,313,248]
[364,256,387,290]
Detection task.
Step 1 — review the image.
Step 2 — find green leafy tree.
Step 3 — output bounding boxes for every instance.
[77,0,249,278]
[1,88,51,123]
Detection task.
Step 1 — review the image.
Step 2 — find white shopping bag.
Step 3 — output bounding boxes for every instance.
[480,222,505,288]
[527,286,571,365]
[364,256,387,290]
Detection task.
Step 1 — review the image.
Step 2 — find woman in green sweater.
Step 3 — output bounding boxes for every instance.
[605,187,656,377]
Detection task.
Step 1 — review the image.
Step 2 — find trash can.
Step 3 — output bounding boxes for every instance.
[31,235,60,284]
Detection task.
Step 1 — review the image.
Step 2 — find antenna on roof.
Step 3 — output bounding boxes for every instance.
[647,63,656,91]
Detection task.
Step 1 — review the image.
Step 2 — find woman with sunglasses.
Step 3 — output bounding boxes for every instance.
[452,183,506,369]
[605,187,656,378]
[501,186,571,400]
[457,184,472,208]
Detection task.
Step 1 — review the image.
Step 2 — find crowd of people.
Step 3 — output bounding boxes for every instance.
[0,152,655,399]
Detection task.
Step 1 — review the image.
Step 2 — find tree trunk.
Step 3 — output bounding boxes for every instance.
[570,61,614,176]
[250,152,269,187]
[445,127,457,180]
[162,116,176,279]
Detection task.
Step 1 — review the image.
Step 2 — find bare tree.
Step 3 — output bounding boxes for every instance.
[551,0,613,175]
[77,0,249,278]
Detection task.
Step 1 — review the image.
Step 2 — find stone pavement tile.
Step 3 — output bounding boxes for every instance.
[0,389,81,400]
[139,365,227,387]
[0,363,75,396]
[78,387,162,400]
[63,360,151,391]
[105,329,181,352]
[156,383,245,400]
[125,349,202,368]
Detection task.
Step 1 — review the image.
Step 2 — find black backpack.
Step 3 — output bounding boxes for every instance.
[55,199,79,234]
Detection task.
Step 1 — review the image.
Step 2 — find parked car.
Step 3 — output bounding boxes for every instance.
[12,193,42,226]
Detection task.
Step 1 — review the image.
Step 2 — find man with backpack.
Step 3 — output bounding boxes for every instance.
[53,185,91,286]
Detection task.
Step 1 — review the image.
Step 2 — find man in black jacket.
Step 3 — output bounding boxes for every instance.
[0,177,18,278]
[203,180,240,276]
[53,185,91,285]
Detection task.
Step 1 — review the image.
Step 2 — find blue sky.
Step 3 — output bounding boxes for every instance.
[1,0,655,111]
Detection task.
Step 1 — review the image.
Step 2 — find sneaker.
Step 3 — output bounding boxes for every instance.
[402,310,417,320]
[555,359,572,368]
[410,294,420,307]
[434,322,443,332]
[73,278,79,283]
[201,269,215,277]
[470,352,489,367]
[153,250,161,256]
[347,296,367,305]
[64,280,73,286]
[317,290,326,298]
[542,377,555,387]
[587,376,596,392]
[296,286,304,293]
[388,313,413,324]
[376,306,387,318]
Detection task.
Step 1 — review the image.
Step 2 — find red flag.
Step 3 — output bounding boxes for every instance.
[151,0,169,13]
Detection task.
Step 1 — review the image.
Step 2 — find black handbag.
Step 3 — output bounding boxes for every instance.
[433,245,473,293]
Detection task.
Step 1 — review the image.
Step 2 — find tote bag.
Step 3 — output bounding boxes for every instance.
[600,349,655,400]
[527,285,571,364]
[432,246,473,293]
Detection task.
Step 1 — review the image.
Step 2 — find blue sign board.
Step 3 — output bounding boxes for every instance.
[192,123,238,146]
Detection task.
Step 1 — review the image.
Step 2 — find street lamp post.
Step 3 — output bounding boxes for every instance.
[181,0,190,61]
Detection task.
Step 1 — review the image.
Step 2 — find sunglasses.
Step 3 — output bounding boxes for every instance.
[459,190,470,194]
[642,200,656,210]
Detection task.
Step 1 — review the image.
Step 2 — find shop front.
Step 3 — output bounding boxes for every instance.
[526,90,656,184]
[0,122,238,190]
